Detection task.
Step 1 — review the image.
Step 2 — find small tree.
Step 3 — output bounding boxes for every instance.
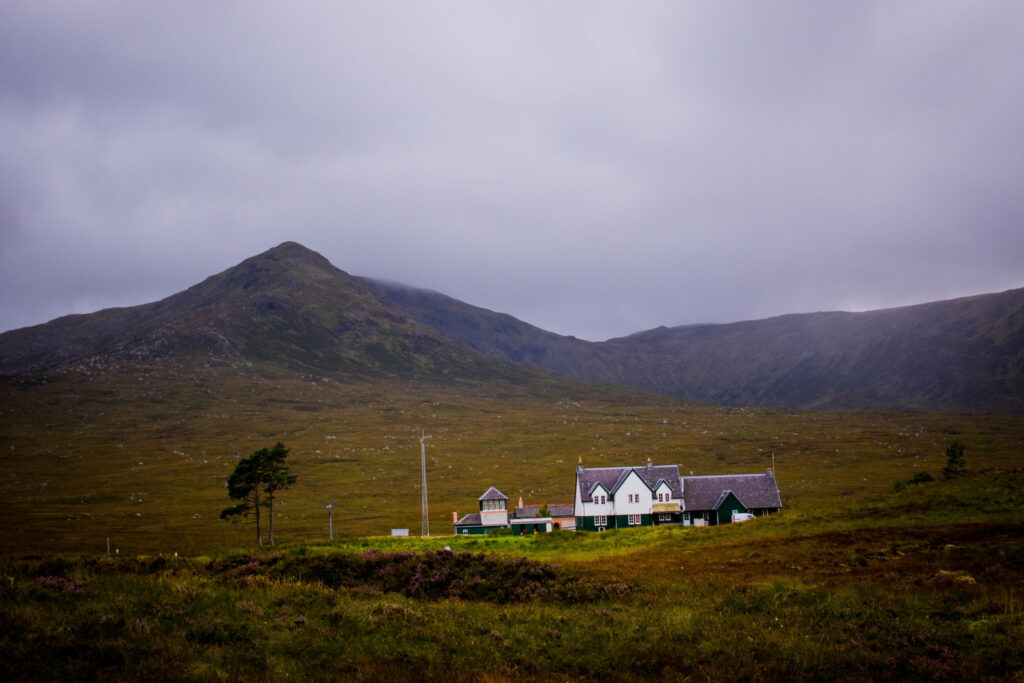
[263,442,297,546]
[941,441,966,479]
[221,451,268,546]
[220,442,297,546]
[535,503,551,518]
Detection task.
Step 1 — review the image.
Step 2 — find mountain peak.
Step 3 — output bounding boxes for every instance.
[248,241,337,272]
[262,240,326,261]
[0,243,519,381]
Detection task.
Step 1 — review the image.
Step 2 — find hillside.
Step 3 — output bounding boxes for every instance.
[372,281,1024,413]
[6,241,1020,412]
[0,242,535,384]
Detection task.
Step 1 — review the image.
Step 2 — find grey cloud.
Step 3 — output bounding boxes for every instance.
[1,2,1023,340]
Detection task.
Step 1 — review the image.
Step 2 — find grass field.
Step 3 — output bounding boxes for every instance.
[2,362,1022,555]
[1,363,1023,679]
[1,469,1022,680]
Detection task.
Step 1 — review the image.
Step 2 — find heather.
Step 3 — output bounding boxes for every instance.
[2,470,1023,681]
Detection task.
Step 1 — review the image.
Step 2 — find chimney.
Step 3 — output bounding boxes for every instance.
[646,457,653,471]
[577,456,584,473]
[517,496,524,509]
[452,511,458,524]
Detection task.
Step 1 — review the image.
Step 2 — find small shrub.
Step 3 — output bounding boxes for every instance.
[892,471,935,492]
[35,576,84,595]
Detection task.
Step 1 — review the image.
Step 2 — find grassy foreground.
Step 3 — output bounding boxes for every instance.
[2,469,1023,681]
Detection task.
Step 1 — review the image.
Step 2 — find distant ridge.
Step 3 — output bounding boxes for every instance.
[370,280,1024,413]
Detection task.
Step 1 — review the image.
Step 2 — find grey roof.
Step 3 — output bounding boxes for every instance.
[576,464,683,503]
[478,486,508,502]
[682,472,782,511]
[513,503,575,519]
[455,513,482,526]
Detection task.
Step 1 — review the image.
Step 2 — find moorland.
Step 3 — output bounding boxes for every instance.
[2,366,1023,680]
[1,242,1022,680]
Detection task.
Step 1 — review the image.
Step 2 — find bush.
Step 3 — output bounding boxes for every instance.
[267,550,628,603]
[892,471,934,492]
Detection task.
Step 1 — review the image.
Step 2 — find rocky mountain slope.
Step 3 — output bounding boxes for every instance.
[371,281,1024,413]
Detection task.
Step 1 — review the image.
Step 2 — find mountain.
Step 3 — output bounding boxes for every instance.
[0,242,531,383]
[370,281,1024,413]
[4,242,1021,412]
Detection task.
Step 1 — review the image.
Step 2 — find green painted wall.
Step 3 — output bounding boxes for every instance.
[613,514,652,528]
[715,492,746,525]
[577,514,663,531]
[576,516,618,531]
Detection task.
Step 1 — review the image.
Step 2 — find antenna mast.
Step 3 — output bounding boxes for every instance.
[421,431,432,536]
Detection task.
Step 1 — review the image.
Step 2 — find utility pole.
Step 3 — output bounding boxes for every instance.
[421,431,432,537]
[323,501,334,540]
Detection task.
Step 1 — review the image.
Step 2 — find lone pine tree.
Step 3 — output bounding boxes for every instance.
[942,440,966,479]
[220,442,297,546]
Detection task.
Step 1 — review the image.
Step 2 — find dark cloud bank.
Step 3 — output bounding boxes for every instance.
[2,2,1023,340]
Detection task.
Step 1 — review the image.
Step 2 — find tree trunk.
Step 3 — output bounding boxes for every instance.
[268,491,275,546]
[255,491,263,547]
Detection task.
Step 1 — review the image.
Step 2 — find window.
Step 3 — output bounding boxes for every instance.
[597,495,605,505]
[628,514,641,525]
[594,515,607,527]
[659,514,671,522]
[462,529,469,535]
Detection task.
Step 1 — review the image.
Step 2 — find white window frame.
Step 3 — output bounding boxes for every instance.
[658,513,671,522]
[627,514,641,526]
[594,515,607,528]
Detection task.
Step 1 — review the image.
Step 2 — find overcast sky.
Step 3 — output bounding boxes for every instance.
[2,2,1023,341]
